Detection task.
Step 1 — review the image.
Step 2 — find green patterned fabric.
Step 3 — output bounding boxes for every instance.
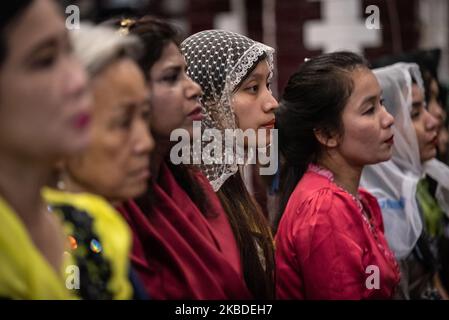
[417,178,445,237]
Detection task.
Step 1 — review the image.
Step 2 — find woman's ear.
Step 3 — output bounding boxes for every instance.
[313,128,338,148]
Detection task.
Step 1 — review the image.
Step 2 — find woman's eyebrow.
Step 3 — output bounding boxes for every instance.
[358,93,379,109]
[26,31,67,60]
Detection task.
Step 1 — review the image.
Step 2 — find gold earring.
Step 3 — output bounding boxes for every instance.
[56,171,66,190]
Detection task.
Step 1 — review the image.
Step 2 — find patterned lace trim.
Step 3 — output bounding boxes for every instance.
[308,163,334,181]
[229,43,274,91]
[308,163,370,218]
[218,43,274,110]
[209,166,238,192]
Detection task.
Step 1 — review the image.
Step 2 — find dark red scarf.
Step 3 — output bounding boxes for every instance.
[117,162,251,299]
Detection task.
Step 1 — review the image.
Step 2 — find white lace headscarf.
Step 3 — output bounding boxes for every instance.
[361,62,449,260]
[181,30,274,191]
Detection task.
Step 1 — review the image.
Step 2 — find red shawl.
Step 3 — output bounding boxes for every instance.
[117,162,251,299]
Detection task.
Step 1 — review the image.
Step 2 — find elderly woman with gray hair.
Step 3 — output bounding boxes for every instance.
[43,23,155,299]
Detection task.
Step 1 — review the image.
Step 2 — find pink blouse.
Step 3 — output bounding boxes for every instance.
[275,164,400,299]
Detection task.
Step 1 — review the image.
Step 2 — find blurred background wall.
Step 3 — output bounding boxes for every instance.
[61,0,448,103]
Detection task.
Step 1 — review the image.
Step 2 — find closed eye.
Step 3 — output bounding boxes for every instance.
[363,105,375,115]
[411,109,421,119]
[162,72,179,83]
[246,85,259,94]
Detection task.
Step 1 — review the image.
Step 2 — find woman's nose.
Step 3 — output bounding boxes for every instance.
[424,109,439,132]
[262,90,279,113]
[381,106,394,128]
[185,75,203,100]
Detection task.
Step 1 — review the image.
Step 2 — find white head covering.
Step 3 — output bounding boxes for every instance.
[181,30,274,191]
[361,62,449,260]
[70,23,142,76]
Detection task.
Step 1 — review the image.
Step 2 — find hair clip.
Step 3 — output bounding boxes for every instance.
[118,18,135,36]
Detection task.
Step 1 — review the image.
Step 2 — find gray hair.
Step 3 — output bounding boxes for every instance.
[70,23,142,76]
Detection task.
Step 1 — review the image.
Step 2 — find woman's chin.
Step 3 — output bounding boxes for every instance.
[421,147,437,162]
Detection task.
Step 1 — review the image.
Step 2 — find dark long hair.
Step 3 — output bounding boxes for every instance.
[217,53,276,300]
[217,173,275,299]
[122,16,181,79]
[0,0,33,65]
[274,51,370,230]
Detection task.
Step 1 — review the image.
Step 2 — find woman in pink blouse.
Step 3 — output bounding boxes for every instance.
[274,52,400,299]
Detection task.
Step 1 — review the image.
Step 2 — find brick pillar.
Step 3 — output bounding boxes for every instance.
[363,0,419,61]
[275,0,321,93]
[245,0,264,42]
[187,0,231,34]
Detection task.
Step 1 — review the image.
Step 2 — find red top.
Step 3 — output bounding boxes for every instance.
[275,164,400,300]
[117,162,251,299]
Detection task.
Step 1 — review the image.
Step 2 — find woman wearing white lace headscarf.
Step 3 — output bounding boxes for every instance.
[181,30,278,299]
[361,62,449,299]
